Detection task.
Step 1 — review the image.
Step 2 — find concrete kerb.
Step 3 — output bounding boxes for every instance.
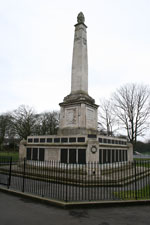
[1,186,150,209]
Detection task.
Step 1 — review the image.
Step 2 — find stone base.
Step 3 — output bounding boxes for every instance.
[57,127,98,136]
[20,134,133,163]
[59,92,99,134]
[63,91,95,105]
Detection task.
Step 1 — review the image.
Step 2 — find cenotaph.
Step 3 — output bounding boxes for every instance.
[19,12,133,164]
[58,12,98,136]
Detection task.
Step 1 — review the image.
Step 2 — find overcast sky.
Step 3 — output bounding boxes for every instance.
[0,0,150,114]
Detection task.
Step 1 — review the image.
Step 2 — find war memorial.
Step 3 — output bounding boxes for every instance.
[19,12,133,164]
[2,12,150,205]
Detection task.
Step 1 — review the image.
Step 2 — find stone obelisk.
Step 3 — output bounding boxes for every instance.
[71,12,88,94]
[58,12,98,135]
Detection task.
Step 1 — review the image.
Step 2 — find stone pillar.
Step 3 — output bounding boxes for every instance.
[71,12,88,94]
[127,143,133,162]
[19,139,27,160]
[87,139,99,162]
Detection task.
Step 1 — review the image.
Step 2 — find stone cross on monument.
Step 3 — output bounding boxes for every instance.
[58,12,98,135]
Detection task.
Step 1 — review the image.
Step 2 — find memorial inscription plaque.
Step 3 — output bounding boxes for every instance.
[86,107,95,127]
[66,108,77,125]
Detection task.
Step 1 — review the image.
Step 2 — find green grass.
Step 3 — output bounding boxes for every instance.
[0,151,19,161]
[134,158,150,161]
[114,185,150,200]
[134,159,150,168]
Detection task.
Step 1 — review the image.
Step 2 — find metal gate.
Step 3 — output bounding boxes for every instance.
[0,156,12,187]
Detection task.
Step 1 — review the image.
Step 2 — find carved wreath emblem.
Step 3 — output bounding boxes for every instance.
[91,146,97,154]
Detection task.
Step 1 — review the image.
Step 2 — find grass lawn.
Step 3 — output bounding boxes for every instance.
[134,158,150,168]
[134,158,150,161]
[114,184,150,200]
[0,151,19,161]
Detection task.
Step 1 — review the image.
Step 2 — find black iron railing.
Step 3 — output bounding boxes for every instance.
[0,158,150,202]
[0,156,12,187]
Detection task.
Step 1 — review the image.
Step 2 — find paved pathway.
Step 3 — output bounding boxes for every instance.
[0,191,150,225]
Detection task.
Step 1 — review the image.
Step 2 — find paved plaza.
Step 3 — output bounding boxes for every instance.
[0,191,150,225]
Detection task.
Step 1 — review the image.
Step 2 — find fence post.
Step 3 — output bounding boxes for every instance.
[134,160,137,200]
[65,163,68,202]
[22,158,26,193]
[8,157,12,189]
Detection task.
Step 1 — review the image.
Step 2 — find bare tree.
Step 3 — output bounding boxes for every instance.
[98,99,118,136]
[0,106,60,146]
[37,111,59,135]
[113,83,150,148]
[0,113,12,150]
[11,105,39,139]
